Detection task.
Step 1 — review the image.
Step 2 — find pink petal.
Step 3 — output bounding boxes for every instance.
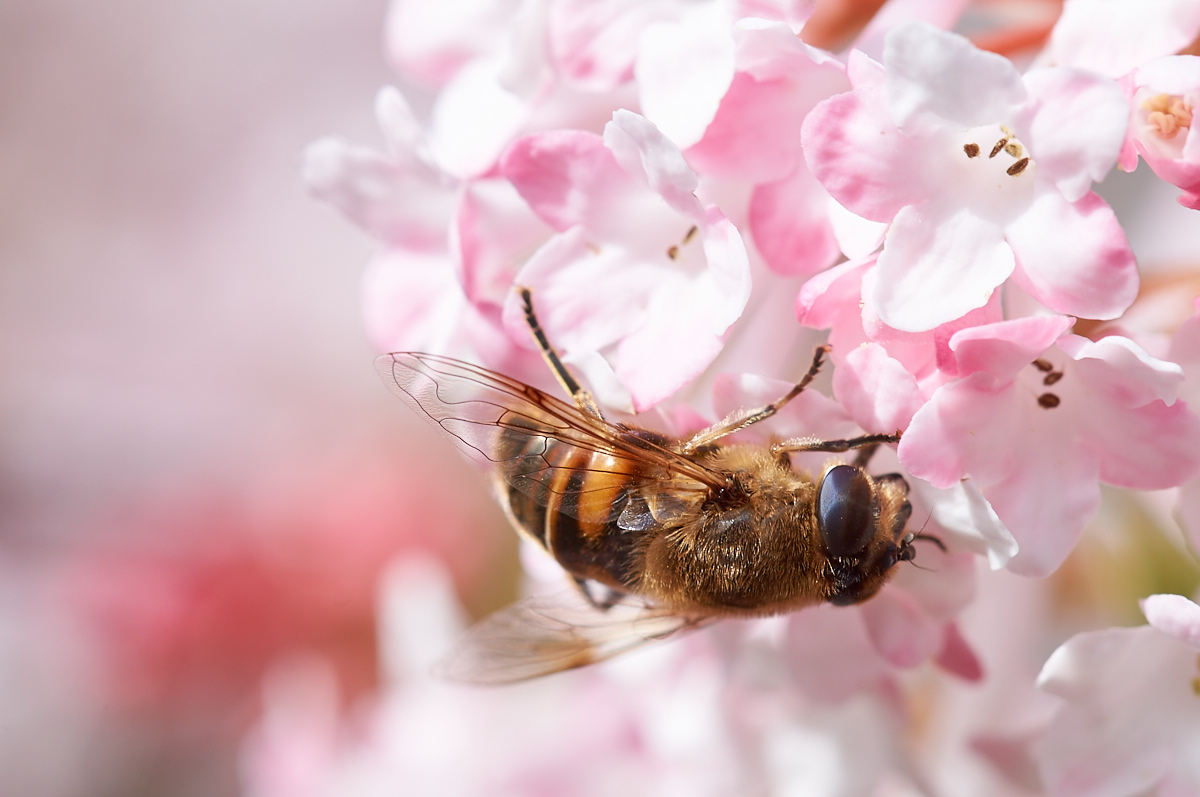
[1019,67,1128,203]
[872,204,1013,332]
[1040,0,1200,79]
[860,589,942,668]
[832,343,923,433]
[384,0,511,87]
[1034,625,1184,796]
[900,375,1021,489]
[1084,397,1200,489]
[915,479,1019,569]
[304,139,454,249]
[801,81,923,223]
[547,0,664,91]
[1006,190,1138,321]
[948,316,1072,382]
[1141,593,1200,650]
[795,258,869,330]
[686,73,808,183]
[934,622,984,682]
[883,22,1025,135]
[986,443,1101,577]
[455,178,553,309]
[1060,333,1185,407]
[428,58,530,178]
[748,165,840,277]
[500,130,634,233]
[635,17,735,150]
[502,227,656,353]
[603,110,705,220]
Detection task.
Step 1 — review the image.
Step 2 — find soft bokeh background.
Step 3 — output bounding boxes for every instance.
[7,1,1200,795]
[0,2,514,795]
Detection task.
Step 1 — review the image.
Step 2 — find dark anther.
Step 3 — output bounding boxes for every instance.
[1032,358,1053,372]
[963,143,980,158]
[989,138,1008,158]
[683,225,698,244]
[1043,372,1063,386]
[667,245,679,260]
[1038,393,1061,409]
[1007,157,1030,176]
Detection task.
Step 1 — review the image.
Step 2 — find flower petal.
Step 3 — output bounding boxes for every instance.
[1141,594,1200,650]
[1006,189,1138,321]
[832,343,924,433]
[635,12,736,150]
[884,22,1025,135]
[501,130,635,233]
[748,165,840,277]
[1019,67,1128,203]
[949,316,1072,382]
[604,110,705,220]
[801,65,924,222]
[872,204,1013,332]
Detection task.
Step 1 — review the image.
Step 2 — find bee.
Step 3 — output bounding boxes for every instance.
[377,288,931,683]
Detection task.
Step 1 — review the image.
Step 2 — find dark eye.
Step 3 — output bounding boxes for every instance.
[817,465,877,558]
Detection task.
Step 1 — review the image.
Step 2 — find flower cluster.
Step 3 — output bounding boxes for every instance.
[288,0,1200,795]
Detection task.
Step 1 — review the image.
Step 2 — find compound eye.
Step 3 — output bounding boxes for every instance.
[817,465,876,558]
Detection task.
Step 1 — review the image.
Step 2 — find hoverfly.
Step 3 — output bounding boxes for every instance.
[376,288,928,683]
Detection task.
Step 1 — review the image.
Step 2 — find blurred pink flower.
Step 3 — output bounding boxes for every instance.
[803,22,1136,332]
[1037,0,1200,79]
[1034,593,1200,796]
[1118,56,1200,210]
[306,87,551,371]
[58,453,498,716]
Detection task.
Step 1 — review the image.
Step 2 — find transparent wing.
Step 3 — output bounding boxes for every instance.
[434,591,712,684]
[376,353,723,518]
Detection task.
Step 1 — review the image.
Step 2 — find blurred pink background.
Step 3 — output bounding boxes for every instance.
[0,2,512,795]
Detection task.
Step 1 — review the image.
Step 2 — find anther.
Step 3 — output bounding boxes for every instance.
[963,143,980,158]
[989,138,1008,158]
[1043,372,1063,386]
[1007,158,1030,176]
[1032,359,1053,372]
[667,245,679,260]
[1038,393,1061,409]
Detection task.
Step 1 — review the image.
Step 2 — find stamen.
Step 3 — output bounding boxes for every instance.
[1004,142,1023,158]
[1143,93,1193,140]
[1043,372,1063,386]
[667,245,679,260]
[989,138,1009,158]
[1032,358,1054,372]
[682,225,698,244]
[963,143,980,158]
[1007,158,1030,176]
[1038,393,1061,409]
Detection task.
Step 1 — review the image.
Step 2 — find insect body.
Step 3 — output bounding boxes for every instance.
[376,290,922,682]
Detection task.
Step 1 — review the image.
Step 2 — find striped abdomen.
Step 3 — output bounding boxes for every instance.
[498,426,656,592]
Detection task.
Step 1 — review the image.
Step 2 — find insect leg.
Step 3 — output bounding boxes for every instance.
[681,344,830,455]
[518,286,604,419]
[771,431,901,456]
[572,576,623,611]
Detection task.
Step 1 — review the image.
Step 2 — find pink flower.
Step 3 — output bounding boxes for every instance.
[1118,56,1200,210]
[1034,593,1200,796]
[500,109,751,411]
[1038,0,1200,79]
[900,318,1200,576]
[802,22,1136,332]
[305,88,551,370]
